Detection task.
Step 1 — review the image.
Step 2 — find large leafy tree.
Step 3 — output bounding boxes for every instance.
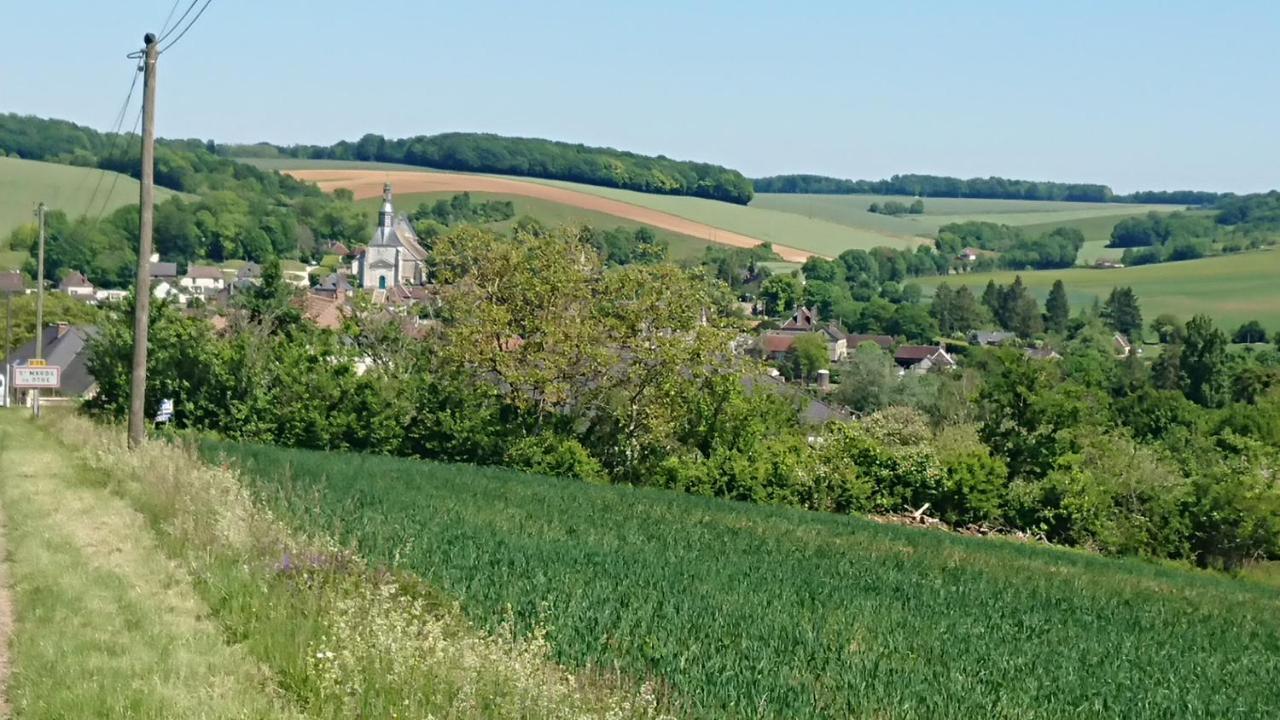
[1180,314,1229,407]
[759,274,803,317]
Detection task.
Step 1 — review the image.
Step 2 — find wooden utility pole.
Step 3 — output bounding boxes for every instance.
[128,33,158,449]
[34,202,45,360]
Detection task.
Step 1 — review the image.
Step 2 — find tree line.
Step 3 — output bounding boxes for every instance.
[227,132,756,205]
[936,221,1085,270]
[752,173,1267,207]
[754,173,1116,202]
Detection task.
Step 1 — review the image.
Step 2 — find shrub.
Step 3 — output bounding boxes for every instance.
[504,434,607,484]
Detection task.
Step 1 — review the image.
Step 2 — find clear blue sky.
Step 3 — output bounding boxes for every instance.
[2,1,1277,193]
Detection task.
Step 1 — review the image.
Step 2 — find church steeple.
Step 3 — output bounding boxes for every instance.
[378,183,394,230]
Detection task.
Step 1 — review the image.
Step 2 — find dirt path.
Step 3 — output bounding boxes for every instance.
[288,169,818,262]
[0,413,299,718]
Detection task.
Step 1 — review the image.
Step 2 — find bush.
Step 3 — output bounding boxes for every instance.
[504,434,607,484]
[934,427,1007,526]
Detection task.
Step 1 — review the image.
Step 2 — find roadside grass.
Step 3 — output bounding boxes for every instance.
[208,441,1280,720]
[357,191,713,262]
[0,411,298,719]
[23,411,671,720]
[915,248,1280,330]
[0,157,180,238]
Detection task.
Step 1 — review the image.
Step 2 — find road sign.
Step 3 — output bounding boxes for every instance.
[14,365,60,389]
[27,359,46,367]
[155,398,174,423]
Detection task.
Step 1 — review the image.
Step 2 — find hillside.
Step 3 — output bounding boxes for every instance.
[353,190,713,261]
[749,193,1178,259]
[247,158,931,259]
[915,248,1280,329]
[207,440,1280,720]
[0,157,180,269]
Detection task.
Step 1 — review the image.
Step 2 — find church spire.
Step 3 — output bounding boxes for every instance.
[378,183,394,230]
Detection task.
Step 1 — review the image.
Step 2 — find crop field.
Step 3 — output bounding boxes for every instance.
[205,441,1280,720]
[243,158,928,258]
[750,193,1176,251]
[916,248,1280,330]
[355,190,713,261]
[0,156,178,238]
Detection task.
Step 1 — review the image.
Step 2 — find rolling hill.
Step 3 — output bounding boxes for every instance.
[206,440,1280,720]
[354,190,714,261]
[915,248,1280,330]
[0,156,180,270]
[252,159,1188,264]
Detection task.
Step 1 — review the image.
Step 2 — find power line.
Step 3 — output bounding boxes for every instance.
[157,0,199,43]
[157,0,185,38]
[80,64,143,219]
[93,105,145,223]
[159,0,213,53]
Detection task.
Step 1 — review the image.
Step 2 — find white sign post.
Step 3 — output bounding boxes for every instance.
[13,365,61,389]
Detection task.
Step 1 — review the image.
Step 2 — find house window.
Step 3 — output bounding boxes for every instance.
[378,275,387,289]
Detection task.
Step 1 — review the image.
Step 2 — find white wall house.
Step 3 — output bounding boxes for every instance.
[180,265,226,293]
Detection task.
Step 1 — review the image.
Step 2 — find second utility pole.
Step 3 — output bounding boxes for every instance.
[128,33,158,449]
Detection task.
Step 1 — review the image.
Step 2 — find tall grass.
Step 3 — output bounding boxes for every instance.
[208,440,1280,720]
[48,414,671,719]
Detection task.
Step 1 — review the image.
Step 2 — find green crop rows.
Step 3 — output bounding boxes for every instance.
[206,441,1280,719]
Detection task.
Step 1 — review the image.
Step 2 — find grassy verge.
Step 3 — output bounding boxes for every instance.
[25,412,669,719]
[206,440,1280,720]
[0,411,297,719]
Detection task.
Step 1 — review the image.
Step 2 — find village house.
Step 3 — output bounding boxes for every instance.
[58,271,95,299]
[843,333,896,351]
[1113,333,1134,357]
[2,323,99,404]
[1025,346,1063,361]
[970,330,1018,347]
[149,258,179,283]
[893,344,957,374]
[757,308,849,363]
[181,264,226,294]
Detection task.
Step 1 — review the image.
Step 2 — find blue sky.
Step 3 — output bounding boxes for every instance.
[1,1,1277,193]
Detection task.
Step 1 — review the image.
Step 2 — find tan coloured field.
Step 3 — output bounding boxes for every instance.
[288,169,817,261]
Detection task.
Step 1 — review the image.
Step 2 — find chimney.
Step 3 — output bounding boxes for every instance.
[817,369,831,390]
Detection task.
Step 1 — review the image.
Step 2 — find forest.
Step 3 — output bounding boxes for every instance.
[228,132,756,205]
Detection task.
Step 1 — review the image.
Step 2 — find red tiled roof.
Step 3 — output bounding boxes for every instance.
[894,345,944,361]
[760,333,798,354]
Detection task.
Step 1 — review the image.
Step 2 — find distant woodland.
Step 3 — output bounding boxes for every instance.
[753,173,1233,206]
[227,133,757,205]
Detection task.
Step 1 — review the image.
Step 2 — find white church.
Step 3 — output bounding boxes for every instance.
[356,183,429,290]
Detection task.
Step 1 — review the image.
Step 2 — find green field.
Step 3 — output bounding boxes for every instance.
[0,156,179,236]
[0,157,181,270]
[356,191,713,262]
[749,193,1178,257]
[917,249,1280,330]
[206,441,1280,720]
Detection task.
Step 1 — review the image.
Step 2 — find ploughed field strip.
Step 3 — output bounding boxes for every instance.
[208,440,1280,720]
